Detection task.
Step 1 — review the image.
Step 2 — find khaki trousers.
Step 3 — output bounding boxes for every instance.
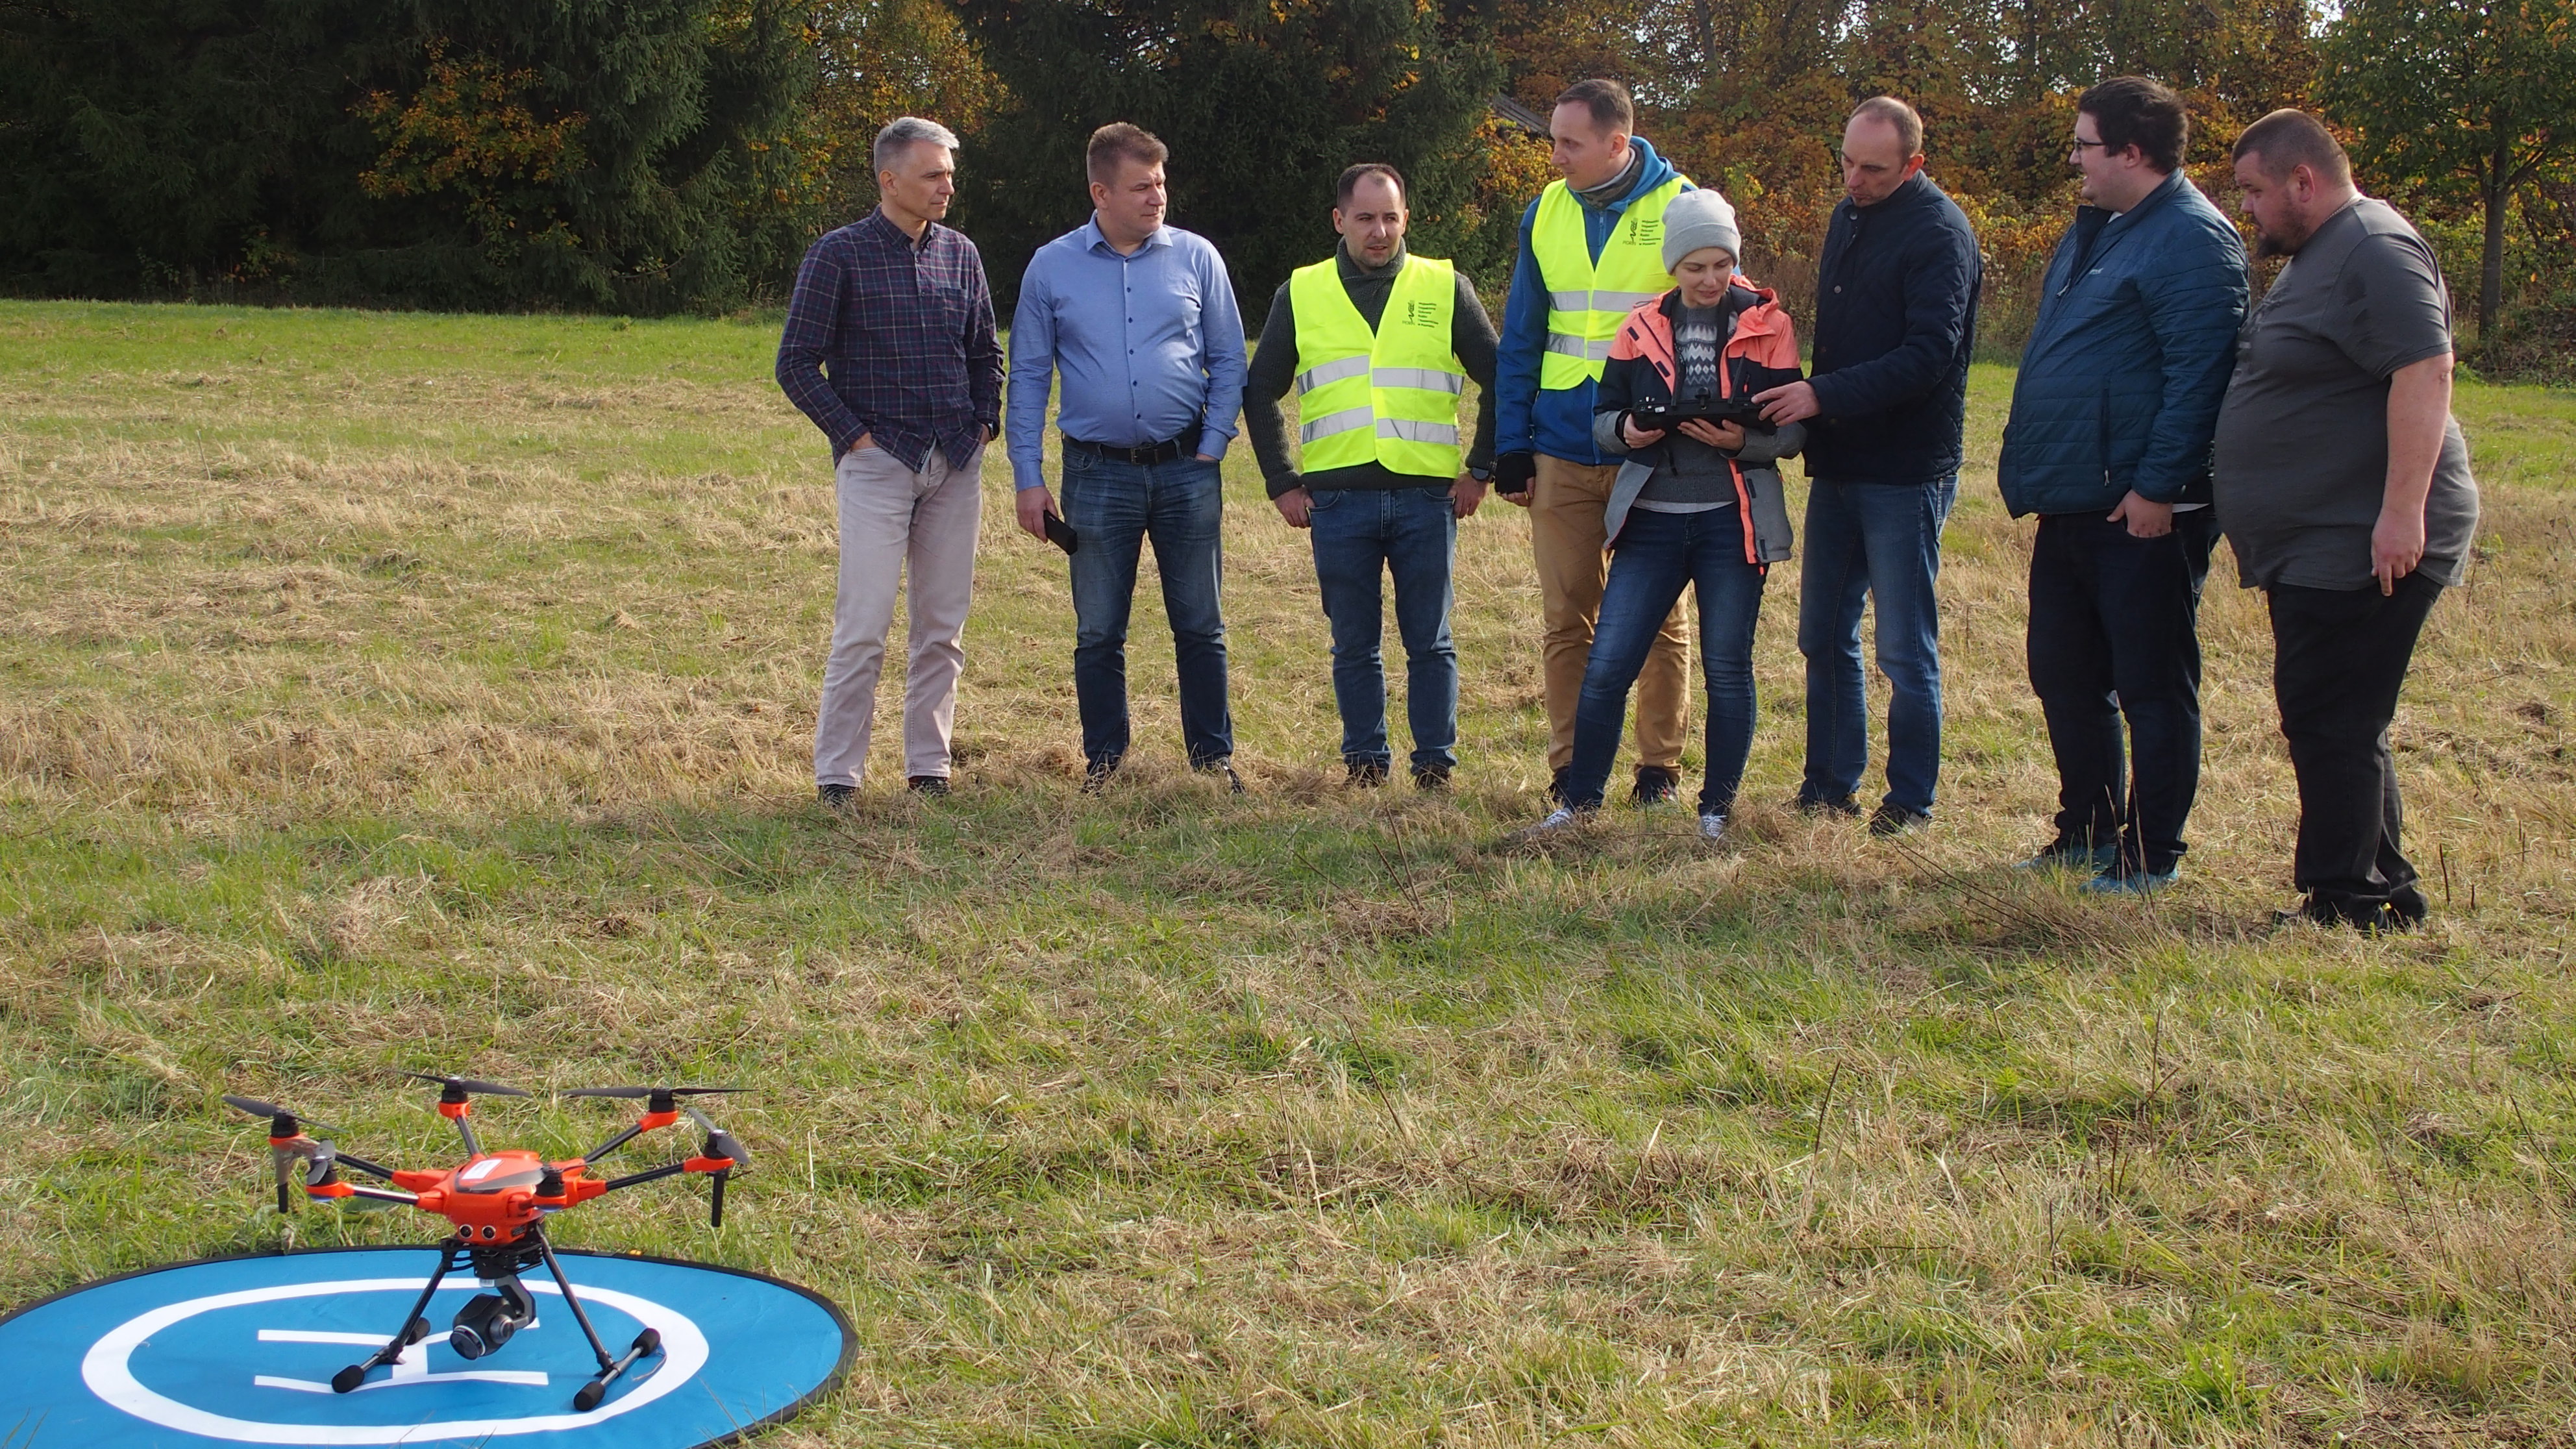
[1531,454,1689,772]
[815,443,983,786]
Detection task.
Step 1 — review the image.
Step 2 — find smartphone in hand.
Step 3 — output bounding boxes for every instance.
[1043,512,1079,554]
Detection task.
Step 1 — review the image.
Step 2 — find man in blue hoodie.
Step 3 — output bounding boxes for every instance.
[1997,77,2249,894]
[1494,79,1695,806]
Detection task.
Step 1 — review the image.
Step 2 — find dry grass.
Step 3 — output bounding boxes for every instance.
[3,300,2575,1446]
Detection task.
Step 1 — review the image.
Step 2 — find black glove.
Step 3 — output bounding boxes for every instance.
[1492,451,1536,497]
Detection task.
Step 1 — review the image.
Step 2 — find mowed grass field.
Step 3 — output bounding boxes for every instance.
[3,297,2575,1447]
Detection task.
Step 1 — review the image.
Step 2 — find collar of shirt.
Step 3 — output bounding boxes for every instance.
[1084,216,1172,259]
[865,206,937,253]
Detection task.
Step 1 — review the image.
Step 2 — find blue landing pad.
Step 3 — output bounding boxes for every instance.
[0,1248,851,1448]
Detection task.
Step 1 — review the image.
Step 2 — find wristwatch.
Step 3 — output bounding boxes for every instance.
[1468,467,1493,482]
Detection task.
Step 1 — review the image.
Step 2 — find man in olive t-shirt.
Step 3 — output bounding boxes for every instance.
[2213,110,2479,932]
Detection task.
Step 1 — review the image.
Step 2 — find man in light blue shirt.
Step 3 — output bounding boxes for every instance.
[1009,122,1249,793]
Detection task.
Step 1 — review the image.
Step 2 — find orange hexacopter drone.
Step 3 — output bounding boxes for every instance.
[224,1073,751,1411]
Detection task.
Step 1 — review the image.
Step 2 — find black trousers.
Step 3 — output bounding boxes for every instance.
[2267,571,2443,921]
[2025,508,2217,876]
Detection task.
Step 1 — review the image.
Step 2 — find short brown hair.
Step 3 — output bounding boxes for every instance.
[2078,75,2187,173]
[2231,108,2352,186]
[1554,78,1633,136]
[1849,96,1924,158]
[1085,122,1168,186]
[1335,162,1406,208]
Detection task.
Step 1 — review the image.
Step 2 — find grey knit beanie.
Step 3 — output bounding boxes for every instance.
[1660,187,1740,273]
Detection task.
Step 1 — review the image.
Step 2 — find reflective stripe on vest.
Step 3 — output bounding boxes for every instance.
[1533,175,1687,390]
[1289,254,1466,478]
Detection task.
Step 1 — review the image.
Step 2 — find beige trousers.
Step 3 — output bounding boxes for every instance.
[1530,454,1690,772]
[814,443,983,786]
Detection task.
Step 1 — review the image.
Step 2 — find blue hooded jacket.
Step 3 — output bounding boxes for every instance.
[1495,138,1690,465]
[1996,168,2249,516]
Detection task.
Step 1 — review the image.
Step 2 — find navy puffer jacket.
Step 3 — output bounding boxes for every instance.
[1997,169,2249,516]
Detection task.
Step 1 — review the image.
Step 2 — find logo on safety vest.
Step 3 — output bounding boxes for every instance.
[1403,300,1443,328]
[1630,216,1663,244]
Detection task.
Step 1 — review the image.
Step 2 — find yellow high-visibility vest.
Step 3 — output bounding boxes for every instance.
[1532,173,1686,390]
[1289,253,1466,478]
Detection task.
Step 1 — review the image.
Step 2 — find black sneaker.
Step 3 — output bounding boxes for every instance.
[817,782,857,810]
[1795,791,1863,819]
[1631,765,1680,806]
[1080,756,1121,795]
[1197,759,1246,794]
[1868,804,1931,837]
[906,774,950,798]
[2284,890,2425,933]
[1347,759,1389,788]
[1411,763,1452,791]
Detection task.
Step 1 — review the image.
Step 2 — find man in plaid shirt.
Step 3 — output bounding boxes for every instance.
[776,116,1004,806]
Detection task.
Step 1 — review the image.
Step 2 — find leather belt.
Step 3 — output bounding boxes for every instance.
[1063,433,1191,465]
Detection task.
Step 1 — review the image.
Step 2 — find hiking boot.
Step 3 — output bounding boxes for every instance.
[1631,765,1680,806]
[906,774,950,798]
[1347,759,1389,789]
[1411,763,1452,791]
[1794,791,1862,819]
[1868,804,1931,838]
[817,782,858,811]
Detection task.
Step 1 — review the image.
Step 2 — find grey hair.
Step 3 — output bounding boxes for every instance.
[873,116,960,176]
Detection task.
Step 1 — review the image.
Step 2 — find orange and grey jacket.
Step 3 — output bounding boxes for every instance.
[1592,281,1805,564]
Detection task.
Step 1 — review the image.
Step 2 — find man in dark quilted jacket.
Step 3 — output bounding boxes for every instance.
[1997,76,2249,895]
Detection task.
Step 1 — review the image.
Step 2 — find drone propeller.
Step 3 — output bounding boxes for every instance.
[682,1104,753,1169]
[406,1072,531,1099]
[222,1094,345,1137]
[564,1085,745,1101]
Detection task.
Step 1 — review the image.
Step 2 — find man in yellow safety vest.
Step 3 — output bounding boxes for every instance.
[1243,163,1499,789]
[1493,78,1697,808]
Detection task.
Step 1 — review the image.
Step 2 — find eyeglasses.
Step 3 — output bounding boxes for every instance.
[2067,138,2109,158]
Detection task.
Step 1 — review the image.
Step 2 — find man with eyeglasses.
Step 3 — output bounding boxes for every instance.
[1997,76,2248,895]
[1751,96,1981,840]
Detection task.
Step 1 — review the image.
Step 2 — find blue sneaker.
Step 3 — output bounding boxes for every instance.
[2083,867,2177,896]
[2015,840,2118,873]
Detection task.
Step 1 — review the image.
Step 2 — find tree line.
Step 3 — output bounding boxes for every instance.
[4,0,2570,371]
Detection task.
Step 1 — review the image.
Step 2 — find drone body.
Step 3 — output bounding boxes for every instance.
[225,1075,752,1412]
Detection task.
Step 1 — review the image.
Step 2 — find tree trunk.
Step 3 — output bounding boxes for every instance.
[2479,125,2508,351]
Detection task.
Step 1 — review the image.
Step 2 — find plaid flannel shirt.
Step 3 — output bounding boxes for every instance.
[775,208,1003,471]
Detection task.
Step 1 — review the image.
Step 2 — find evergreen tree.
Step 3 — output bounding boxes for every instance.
[952,0,1504,315]
[0,0,815,310]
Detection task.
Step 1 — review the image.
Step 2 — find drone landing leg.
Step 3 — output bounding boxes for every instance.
[332,1249,451,1394]
[534,1226,662,1412]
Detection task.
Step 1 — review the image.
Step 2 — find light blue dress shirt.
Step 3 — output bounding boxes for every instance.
[1007,218,1248,493]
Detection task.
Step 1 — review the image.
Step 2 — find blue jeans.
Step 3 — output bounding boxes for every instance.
[1061,450,1232,767]
[1308,485,1459,773]
[1796,475,1956,815]
[1564,508,1768,813]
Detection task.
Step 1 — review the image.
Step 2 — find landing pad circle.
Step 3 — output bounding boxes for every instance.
[0,1248,851,1449]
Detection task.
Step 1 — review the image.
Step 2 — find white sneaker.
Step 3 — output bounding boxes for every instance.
[1511,806,1592,841]
[1698,811,1728,840]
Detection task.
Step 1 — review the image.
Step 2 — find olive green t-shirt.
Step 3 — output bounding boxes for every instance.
[2211,197,2479,591]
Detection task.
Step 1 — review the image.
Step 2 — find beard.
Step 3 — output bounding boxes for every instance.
[2253,216,2309,260]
